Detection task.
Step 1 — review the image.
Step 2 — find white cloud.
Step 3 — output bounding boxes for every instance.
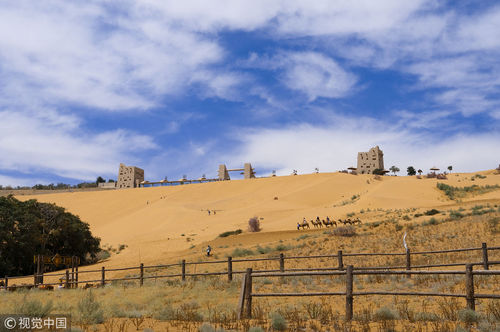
[0,0,233,111]
[0,109,157,182]
[224,115,500,175]
[281,52,357,100]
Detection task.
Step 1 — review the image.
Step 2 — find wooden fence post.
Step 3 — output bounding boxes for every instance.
[140,263,144,287]
[406,249,411,279]
[279,253,285,273]
[345,265,353,321]
[182,260,186,281]
[101,266,105,287]
[65,270,70,289]
[75,265,79,288]
[71,258,75,288]
[465,264,475,311]
[227,257,233,282]
[4,277,8,290]
[482,243,489,270]
[237,270,248,320]
[338,250,344,271]
[244,268,253,319]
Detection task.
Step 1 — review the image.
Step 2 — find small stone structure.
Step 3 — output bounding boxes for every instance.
[117,163,144,188]
[218,163,255,180]
[356,146,384,174]
[98,182,116,189]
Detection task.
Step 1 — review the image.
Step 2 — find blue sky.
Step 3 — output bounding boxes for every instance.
[1,0,500,186]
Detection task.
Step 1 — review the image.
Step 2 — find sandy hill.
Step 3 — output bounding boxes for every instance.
[17,170,500,268]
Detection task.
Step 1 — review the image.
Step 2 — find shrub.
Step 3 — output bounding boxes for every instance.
[256,246,272,254]
[14,297,53,317]
[424,209,440,216]
[270,312,287,331]
[77,290,104,325]
[331,226,356,237]
[199,323,216,332]
[248,327,265,332]
[458,309,480,324]
[152,303,175,321]
[487,217,500,234]
[436,173,447,179]
[449,210,464,219]
[218,229,242,238]
[374,307,397,321]
[248,217,261,232]
[96,250,111,261]
[231,248,254,257]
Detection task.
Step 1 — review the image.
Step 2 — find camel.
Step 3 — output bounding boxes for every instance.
[353,218,362,225]
[297,220,310,230]
[322,219,335,227]
[311,219,322,228]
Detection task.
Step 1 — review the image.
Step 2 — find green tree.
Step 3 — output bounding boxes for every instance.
[96,176,105,185]
[407,166,416,176]
[389,166,400,176]
[373,168,385,175]
[0,195,100,277]
[448,165,453,173]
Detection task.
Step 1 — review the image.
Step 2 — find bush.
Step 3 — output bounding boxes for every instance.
[96,250,111,261]
[331,226,356,237]
[199,323,215,332]
[152,303,175,321]
[458,309,480,324]
[374,307,397,321]
[231,248,254,257]
[14,297,53,317]
[248,217,261,232]
[424,209,440,216]
[270,312,287,331]
[248,327,265,332]
[77,291,104,325]
[218,229,242,238]
[449,210,465,219]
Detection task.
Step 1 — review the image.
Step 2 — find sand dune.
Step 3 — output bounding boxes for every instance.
[18,171,500,267]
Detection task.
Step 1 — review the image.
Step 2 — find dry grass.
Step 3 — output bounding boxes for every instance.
[1,210,500,331]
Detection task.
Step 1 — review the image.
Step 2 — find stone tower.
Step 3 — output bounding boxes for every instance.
[357,146,384,174]
[117,163,144,188]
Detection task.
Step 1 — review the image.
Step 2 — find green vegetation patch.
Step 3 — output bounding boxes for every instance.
[218,229,243,238]
[437,182,500,200]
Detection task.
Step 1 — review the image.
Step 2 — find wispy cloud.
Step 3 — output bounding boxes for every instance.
[0,109,157,180]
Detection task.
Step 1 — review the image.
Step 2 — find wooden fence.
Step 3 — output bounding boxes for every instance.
[237,265,500,321]
[2,243,500,291]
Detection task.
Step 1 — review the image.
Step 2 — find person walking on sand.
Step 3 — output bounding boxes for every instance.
[207,209,211,216]
[206,245,212,256]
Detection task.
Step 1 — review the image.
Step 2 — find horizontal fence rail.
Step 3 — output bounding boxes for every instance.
[238,265,500,321]
[2,243,499,292]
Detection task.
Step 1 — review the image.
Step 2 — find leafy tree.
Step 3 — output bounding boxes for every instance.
[373,168,385,175]
[107,179,115,183]
[407,166,416,176]
[448,165,453,173]
[96,176,105,185]
[389,166,400,176]
[0,195,100,277]
[418,169,423,175]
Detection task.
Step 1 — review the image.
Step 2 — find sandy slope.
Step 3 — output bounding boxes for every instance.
[17,171,500,267]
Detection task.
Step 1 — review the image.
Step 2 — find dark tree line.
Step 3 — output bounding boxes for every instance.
[0,195,100,277]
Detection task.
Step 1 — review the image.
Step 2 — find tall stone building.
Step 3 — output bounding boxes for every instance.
[357,146,384,174]
[117,163,144,188]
